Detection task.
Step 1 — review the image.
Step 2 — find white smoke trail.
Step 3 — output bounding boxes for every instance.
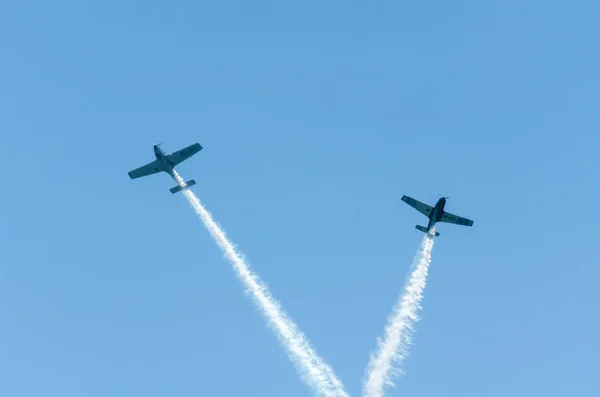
[172,172,349,397]
[362,231,435,397]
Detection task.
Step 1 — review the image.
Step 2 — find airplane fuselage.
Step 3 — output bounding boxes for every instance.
[427,197,447,230]
[153,145,176,176]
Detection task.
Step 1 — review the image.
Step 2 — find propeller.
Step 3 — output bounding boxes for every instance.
[153,143,163,147]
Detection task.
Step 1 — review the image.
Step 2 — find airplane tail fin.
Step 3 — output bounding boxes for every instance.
[415,225,440,237]
[170,179,196,194]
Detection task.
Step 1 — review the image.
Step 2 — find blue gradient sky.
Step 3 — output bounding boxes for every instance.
[1,1,599,396]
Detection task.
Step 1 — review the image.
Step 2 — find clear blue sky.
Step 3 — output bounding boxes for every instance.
[1,1,599,396]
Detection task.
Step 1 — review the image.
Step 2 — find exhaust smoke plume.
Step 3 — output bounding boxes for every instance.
[173,172,349,397]
[363,231,435,397]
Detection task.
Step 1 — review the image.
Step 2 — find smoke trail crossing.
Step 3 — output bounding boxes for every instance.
[173,172,349,397]
[362,231,435,397]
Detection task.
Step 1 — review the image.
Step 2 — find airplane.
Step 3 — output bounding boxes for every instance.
[401,195,473,237]
[127,142,203,194]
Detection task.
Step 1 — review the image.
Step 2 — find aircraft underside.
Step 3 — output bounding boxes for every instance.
[127,142,203,194]
[401,195,473,237]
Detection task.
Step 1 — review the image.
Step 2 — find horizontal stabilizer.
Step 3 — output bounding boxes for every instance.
[415,225,440,237]
[170,179,196,194]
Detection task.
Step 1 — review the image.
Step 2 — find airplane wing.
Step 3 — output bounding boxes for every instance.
[401,195,434,217]
[167,143,203,167]
[128,159,162,179]
[440,211,474,227]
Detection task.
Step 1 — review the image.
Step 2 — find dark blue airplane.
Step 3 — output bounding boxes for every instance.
[401,195,473,237]
[127,142,203,194]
